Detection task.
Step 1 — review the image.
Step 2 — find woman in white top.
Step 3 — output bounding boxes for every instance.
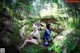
[19,25,41,49]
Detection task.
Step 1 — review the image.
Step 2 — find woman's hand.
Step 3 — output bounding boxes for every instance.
[27,35,32,40]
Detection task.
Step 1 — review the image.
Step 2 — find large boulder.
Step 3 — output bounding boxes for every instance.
[41,17,58,24]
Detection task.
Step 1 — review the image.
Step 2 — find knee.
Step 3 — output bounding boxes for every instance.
[25,40,28,42]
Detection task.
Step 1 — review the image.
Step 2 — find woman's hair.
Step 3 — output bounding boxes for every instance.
[46,23,50,29]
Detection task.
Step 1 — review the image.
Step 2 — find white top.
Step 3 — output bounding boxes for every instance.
[30,30,41,42]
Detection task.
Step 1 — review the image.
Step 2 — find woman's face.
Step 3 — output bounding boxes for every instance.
[33,28,37,32]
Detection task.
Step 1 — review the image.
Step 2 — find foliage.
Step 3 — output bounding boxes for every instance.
[21,44,49,53]
[64,30,80,53]
[48,39,62,53]
[3,5,14,17]
[48,29,80,53]
[8,20,21,45]
[74,18,80,29]
[58,16,80,30]
[39,3,58,18]
[65,35,76,51]
[0,0,80,53]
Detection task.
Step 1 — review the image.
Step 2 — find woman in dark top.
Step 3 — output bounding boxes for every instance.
[42,22,53,46]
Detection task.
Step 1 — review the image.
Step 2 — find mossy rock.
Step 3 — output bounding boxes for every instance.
[40,15,58,24]
[52,28,64,34]
[41,18,58,24]
[20,43,51,53]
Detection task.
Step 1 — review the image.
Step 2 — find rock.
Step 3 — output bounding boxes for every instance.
[0,12,11,46]
[19,25,29,39]
[5,45,20,53]
[1,37,10,45]
[41,17,58,24]
[52,28,64,34]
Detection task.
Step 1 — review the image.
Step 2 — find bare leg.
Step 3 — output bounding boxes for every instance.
[31,39,38,44]
[19,39,38,49]
[19,39,34,49]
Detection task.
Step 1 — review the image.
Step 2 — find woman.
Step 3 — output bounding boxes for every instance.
[42,23,52,46]
[19,25,41,49]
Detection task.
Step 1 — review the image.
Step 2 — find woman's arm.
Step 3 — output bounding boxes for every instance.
[27,31,34,39]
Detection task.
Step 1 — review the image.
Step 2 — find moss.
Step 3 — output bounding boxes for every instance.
[20,43,48,53]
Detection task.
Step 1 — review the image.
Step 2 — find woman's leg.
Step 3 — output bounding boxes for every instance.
[31,39,38,44]
[19,39,32,49]
[19,39,38,49]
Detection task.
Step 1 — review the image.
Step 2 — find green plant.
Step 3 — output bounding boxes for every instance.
[65,35,76,51]
[8,20,21,45]
[55,46,61,53]
[21,44,47,53]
